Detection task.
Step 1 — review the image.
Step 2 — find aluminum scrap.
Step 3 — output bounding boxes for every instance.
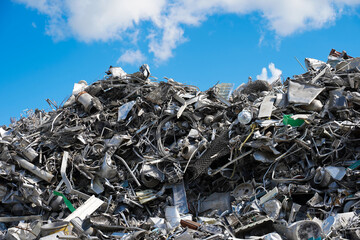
[1,49,360,239]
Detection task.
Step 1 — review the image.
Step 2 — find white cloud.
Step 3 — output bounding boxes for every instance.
[256,63,282,83]
[13,0,360,62]
[117,49,146,65]
[31,22,37,28]
[14,0,63,16]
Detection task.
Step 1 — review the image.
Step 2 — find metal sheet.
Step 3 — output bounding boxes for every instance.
[258,95,276,118]
[287,80,324,104]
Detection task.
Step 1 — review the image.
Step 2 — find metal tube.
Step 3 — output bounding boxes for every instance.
[114,155,141,187]
[13,155,54,183]
[210,150,252,176]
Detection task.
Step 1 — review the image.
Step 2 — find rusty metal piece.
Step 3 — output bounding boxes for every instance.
[180,219,200,230]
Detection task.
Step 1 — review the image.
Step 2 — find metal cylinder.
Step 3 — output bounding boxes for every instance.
[287,220,322,240]
[314,167,332,187]
[140,164,161,188]
[76,91,95,113]
[302,99,323,112]
[21,147,38,162]
[204,115,214,125]
[50,196,64,212]
[181,145,197,160]
[13,155,54,183]
[274,220,322,240]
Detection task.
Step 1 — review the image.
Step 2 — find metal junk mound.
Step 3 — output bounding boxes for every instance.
[1,49,360,240]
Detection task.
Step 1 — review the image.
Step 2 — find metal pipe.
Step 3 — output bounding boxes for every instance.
[210,150,252,176]
[114,155,141,187]
[13,155,54,183]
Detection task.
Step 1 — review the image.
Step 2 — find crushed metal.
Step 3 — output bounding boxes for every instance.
[1,50,360,239]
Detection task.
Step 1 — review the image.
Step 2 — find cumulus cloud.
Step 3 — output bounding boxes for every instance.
[257,63,282,83]
[13,0,360,62]
[117,49,146,65]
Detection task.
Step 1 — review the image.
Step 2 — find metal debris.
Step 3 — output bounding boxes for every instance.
[1,50,360,239]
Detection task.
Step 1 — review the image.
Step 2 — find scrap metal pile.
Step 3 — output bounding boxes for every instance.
[1,49,360,240]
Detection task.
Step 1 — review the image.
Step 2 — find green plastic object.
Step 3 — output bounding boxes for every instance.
[53,191,76,212]
[349,160,360,170]
[283,114,305,127]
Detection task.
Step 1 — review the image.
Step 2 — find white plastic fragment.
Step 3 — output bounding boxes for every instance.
[64,195,104,221]
[255,119,281,127]
[291,114,310,120]
[72,80,88,95]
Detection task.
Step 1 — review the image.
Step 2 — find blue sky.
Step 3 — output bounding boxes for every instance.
[1,0,360,125]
